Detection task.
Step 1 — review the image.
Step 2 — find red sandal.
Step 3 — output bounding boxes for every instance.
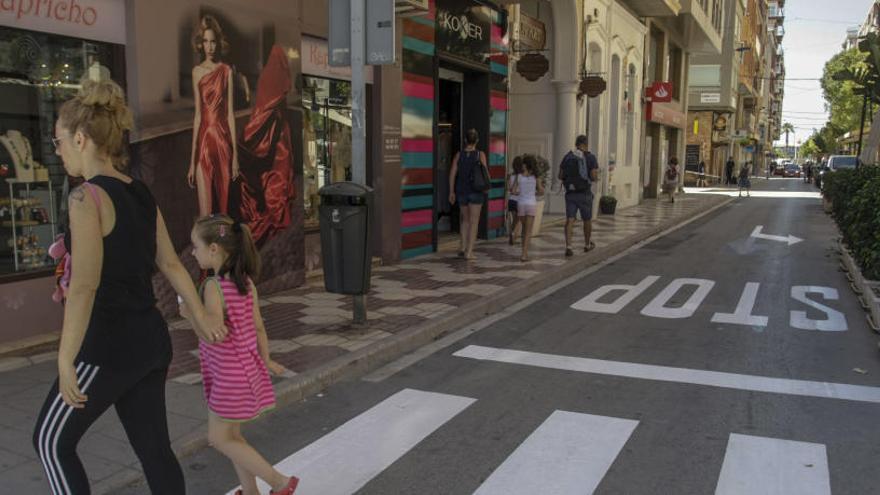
[270,476,300,495]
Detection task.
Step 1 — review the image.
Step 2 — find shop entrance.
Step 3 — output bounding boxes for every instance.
[436,68,463,243]
[433,64,490,251]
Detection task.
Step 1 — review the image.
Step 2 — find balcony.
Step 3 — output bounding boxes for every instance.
[678,0,723,55]
[618,0,682,16]
[775,25,785,42]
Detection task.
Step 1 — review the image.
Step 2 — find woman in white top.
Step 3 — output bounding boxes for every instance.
[513,155,544,262]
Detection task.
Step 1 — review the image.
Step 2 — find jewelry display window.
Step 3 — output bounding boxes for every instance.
[0,25,125,279]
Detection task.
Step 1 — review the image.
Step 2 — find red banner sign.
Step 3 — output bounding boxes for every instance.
[647,81,673,103]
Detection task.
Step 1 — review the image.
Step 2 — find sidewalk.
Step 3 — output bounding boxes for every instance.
[0,193,730,494]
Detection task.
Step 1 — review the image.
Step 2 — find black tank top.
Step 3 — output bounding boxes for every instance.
[455,150,481,195]
[66,175,169,370]
[66,175,159,312]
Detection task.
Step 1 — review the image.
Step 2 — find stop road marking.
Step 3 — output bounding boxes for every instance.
[571,276,848,332]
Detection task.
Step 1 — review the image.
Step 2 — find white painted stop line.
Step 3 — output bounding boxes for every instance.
[715,434,830,495]
[474,411,638,495]
[453,345,880,404]
[225,389,475,495]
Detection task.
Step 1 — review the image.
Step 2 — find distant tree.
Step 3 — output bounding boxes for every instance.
[781,122,795,149]
[800,139,820,160]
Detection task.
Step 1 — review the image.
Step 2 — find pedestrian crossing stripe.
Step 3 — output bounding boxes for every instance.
[473,411,639,495]
[224,389,475,495]
[226,388,834,494]
[715,434,831,495]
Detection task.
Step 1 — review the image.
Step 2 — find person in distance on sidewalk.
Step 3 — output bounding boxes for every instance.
[513,155,543,262]
[663,157,679,203]
[558,135,598,257]
[507,155,523,246]
[738,161,752,198]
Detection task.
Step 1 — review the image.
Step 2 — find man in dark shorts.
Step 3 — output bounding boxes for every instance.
[558,135,599,257]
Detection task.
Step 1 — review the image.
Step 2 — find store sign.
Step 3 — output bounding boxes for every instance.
[647,81,673,103]
[302,36,374,84]
[647,102,685,129]
[0,0,125,44]
[579,76,607,97]
[700,92,721,103]
[516,12,545,50]
[515,52,549,81]
[436,0,491,65]
[438,9,483,41]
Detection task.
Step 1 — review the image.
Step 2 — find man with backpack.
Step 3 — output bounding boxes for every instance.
[558,135,598,257]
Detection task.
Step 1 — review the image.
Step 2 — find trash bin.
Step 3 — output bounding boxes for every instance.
[319,182,374,295]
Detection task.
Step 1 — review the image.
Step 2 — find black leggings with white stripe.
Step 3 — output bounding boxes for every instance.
[32,362,185,494]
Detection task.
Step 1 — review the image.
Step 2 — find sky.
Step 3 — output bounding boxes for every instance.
[776,0,876,146]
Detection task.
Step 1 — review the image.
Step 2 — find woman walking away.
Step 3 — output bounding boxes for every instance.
[507,155,523,245]
[739,161,752,197]
[513,155,544,262]
[448,129,489,260]
[33,80,225,494]
[183,214,298,495]
[663,157,679,203]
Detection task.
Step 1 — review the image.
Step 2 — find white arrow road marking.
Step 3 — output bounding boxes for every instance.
[750,225,803,245]
[453,345,880,404]
[715,434,830,495]
[474,411,638,495]
[225,389,475,495]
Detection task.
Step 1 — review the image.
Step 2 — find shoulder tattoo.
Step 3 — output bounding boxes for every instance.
[69,186,86,203]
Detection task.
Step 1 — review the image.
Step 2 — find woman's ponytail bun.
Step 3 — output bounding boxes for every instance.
[59,79,134,170]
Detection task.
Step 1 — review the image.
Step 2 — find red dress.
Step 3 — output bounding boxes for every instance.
[238,45,295,245]
[195,63,233,214]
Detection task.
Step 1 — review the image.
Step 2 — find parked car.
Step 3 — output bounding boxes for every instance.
[816,155,857,190]
[827,155,858,172]
[783,164,801,178]
[774,164,785,176]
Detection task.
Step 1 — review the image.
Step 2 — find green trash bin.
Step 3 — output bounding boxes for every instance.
[319,182,374,295]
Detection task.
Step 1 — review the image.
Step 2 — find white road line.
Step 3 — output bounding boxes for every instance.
[473,411,638,495]
[453,345,880,404]
[715,434,831,495]
[363,200,729,383]
[226,389,475,495]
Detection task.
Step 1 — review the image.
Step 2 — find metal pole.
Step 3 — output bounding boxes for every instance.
[857,89,868,164]
[350,0,366,185]
[350,0,367,324]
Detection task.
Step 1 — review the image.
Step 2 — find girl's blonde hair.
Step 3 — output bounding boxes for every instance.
[194,214,260,295]
[192,15,230,57]
[58,79,133,169]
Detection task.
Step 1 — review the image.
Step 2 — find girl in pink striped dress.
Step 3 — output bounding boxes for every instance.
[182,214,299,495]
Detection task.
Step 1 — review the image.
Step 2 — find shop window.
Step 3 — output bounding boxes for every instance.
[301,76,371,229]
[0,26,124,278]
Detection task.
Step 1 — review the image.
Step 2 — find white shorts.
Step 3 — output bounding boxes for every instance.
[517,202,537,217]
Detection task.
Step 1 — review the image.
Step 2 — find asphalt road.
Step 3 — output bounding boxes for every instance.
[120,178,880,495]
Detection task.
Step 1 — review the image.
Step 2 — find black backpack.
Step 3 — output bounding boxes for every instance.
[561,152,590,192]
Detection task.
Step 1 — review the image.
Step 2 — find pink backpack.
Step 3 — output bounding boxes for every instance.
[50,183,101,303]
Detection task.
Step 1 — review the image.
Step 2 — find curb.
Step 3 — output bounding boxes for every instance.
[102,195,733,493]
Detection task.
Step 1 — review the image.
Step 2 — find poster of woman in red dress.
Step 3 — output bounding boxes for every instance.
[187,14,239,216]
[185,13,294,247]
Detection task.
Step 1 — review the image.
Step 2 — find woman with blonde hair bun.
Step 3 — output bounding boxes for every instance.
[32,79,225,494]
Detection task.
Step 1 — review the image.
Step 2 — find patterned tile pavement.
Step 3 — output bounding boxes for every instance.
[165,194,724,384]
